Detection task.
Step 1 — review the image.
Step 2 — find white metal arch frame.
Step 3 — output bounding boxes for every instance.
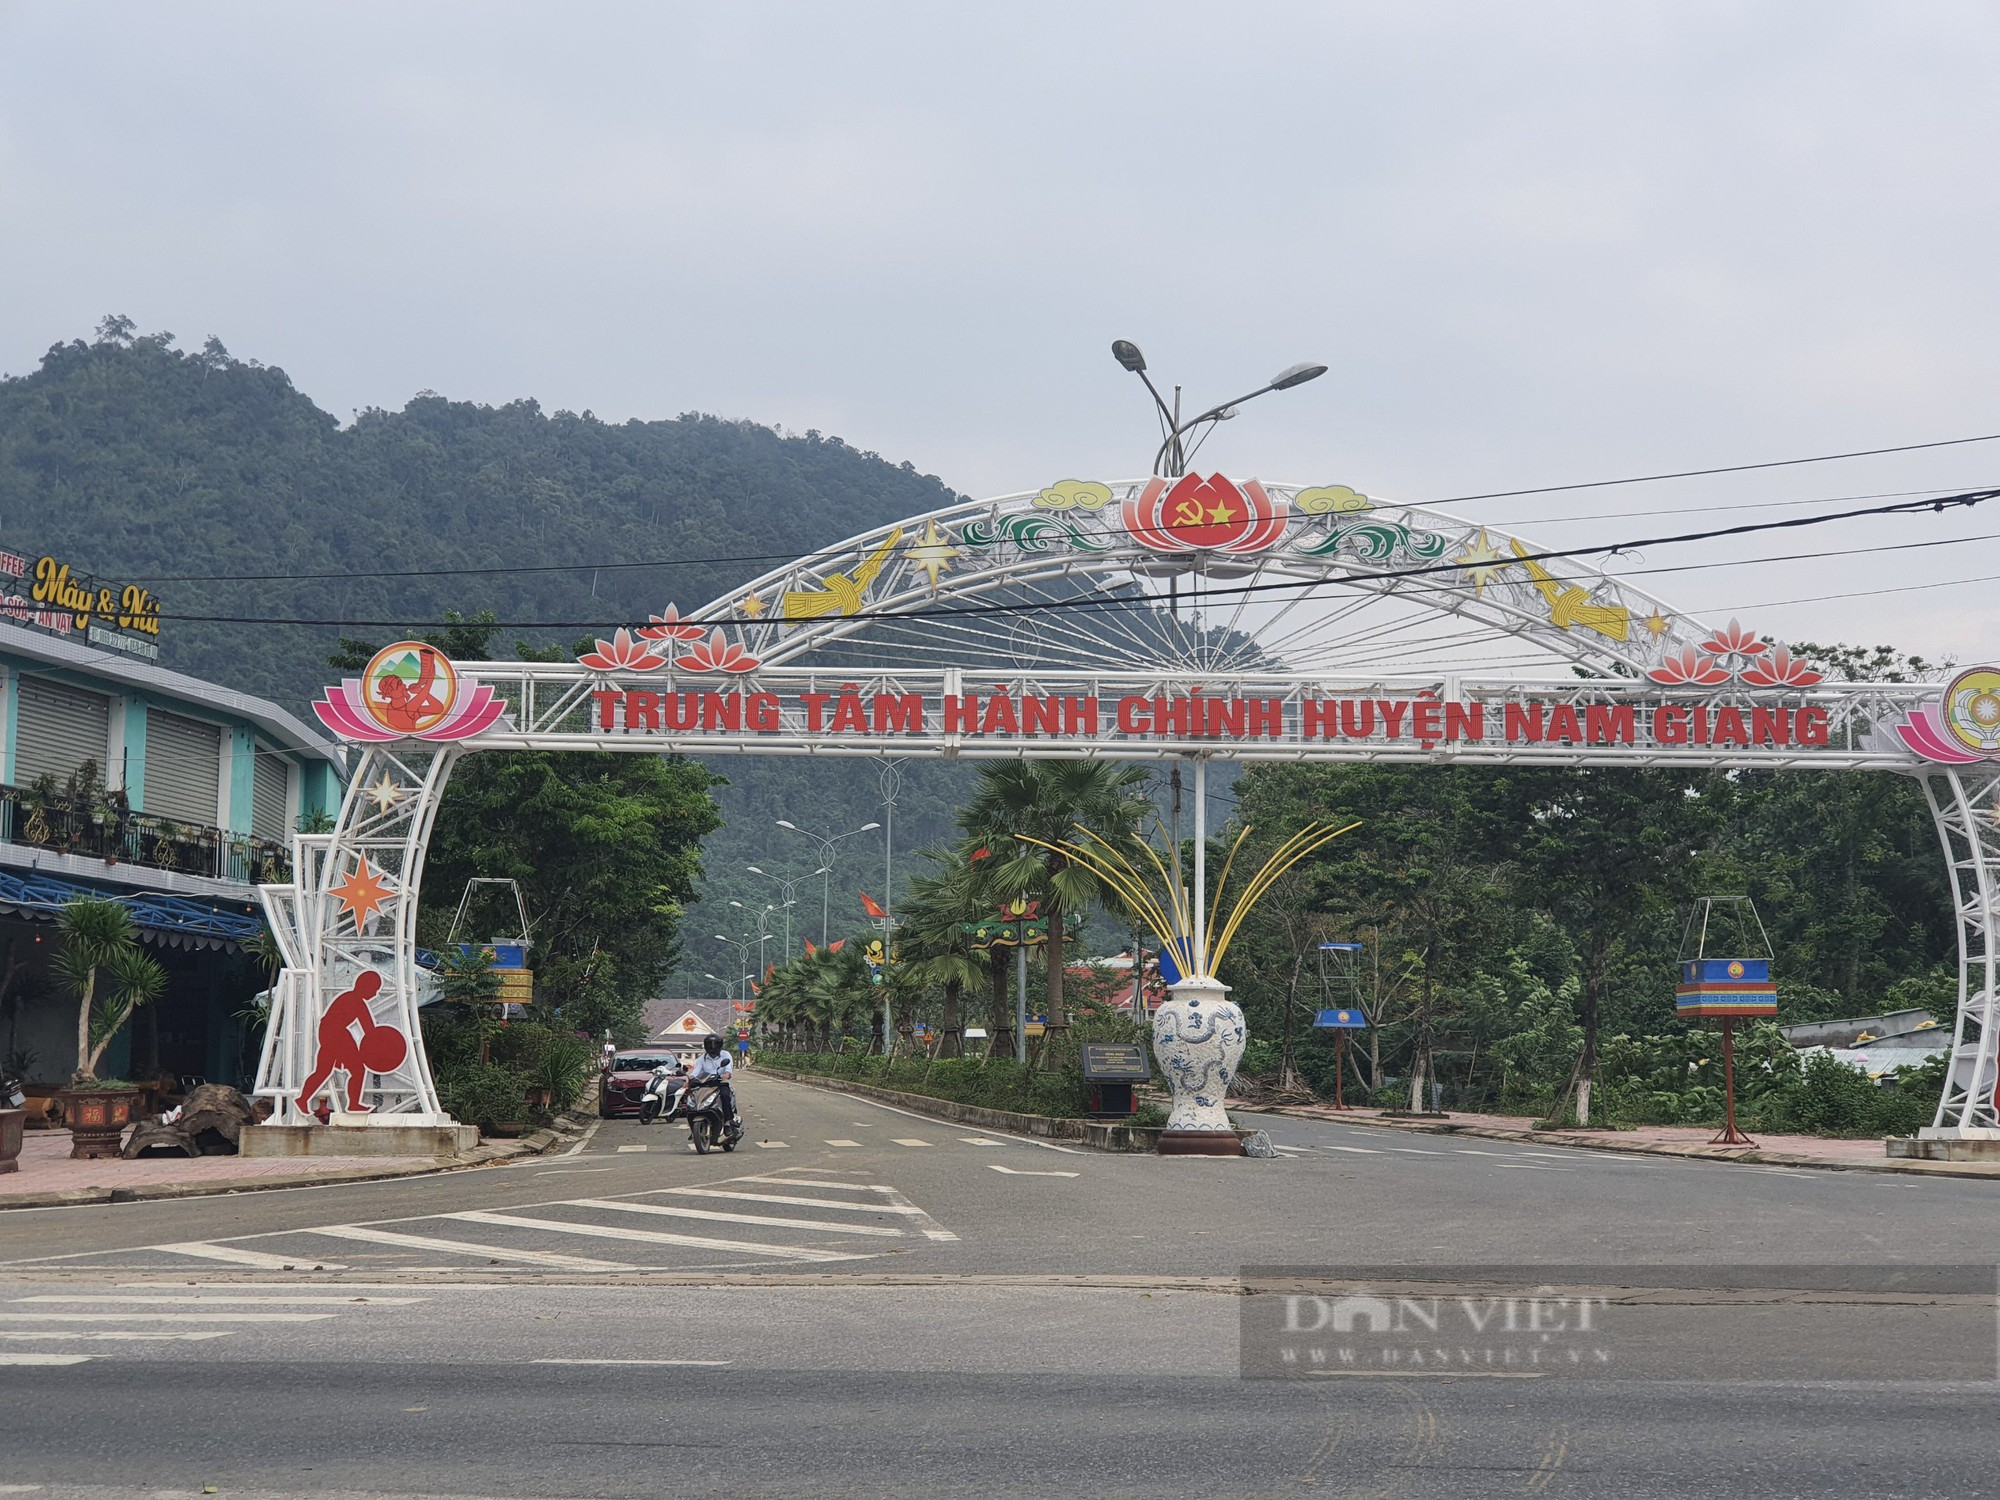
[255,474,2000,1137]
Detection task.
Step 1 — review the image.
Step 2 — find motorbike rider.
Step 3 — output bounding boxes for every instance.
[688,1033,739,1128]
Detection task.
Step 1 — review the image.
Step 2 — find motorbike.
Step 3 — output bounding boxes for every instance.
[637,1066,682,1125]
[678,1076,743,1154]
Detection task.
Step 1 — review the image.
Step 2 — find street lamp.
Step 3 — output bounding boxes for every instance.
[730,900,779,976]
[774,819,881,945]
[712,933,754,1002]
[746,863,824,961]
[1109,338,1326,478]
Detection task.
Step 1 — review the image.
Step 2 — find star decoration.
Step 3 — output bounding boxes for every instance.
[739,590,766,619]
[365,774,405,815]
[1204,500,1236,524]
[1641,609,1671,638]
[1453,529,1508,596]
[330,857,394,930]
[903,519,960,593]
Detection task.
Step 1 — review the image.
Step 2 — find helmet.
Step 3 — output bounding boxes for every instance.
[703,1034,722,1056]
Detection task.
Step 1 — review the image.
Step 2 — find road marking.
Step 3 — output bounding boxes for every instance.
[838,1089,1081,1152]
[1455,1148,1509,1157]
[0,1330,234,1341]
[616,1145,648,1153]
[755,1141,790,1149]
[0,1312,336,1323]
[0,1353,89,1366]
[149,1241,346,1270]
[562,1119,604,1157]
[448,1210,864,1263]
[568,1198,905,1238]
[534,1167,615,1176]
[892,1138,932,1147]
[741,1175,891,1192]
[11,1296,425,1306]
[988,1164,1080,1178]
[309,1224,634,1270]
[533,1358,731,1366]
[659,1188,924,1215]
[825,1139,863,1147]
[1388,1147,1447,1155]
[1271,1144,1311,1155]
[1320,1145,1380,1154]
[959,1138,1006,1147]
[1496,1163,1571,1172]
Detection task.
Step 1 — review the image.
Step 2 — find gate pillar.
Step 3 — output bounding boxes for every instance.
[1921,768,2000,1136]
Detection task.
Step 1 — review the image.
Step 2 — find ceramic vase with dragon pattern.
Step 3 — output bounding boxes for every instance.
[1152,975,1246,1151]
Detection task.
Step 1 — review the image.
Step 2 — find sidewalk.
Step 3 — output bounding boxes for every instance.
[1,1120,577,1210]
[1239,1101,2000,1180]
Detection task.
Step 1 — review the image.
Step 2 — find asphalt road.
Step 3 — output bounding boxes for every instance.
[0,1072,1993,1499]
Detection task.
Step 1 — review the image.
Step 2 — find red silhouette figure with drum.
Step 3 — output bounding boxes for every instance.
[296,970,409,1114]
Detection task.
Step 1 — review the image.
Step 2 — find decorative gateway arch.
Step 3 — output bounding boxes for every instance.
[255,472,2000,1148]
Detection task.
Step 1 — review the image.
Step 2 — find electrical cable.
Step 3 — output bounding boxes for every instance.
[118,433,2000,586]
[112,484,2000,632]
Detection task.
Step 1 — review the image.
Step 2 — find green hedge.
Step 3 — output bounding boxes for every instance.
[757,1052,1091,1118]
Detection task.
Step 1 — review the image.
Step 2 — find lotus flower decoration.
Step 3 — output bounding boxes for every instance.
[1647,646,1732,686]
[1122,473,1289,555]
[313,679,509,742]
[636,605,706,644]
[578,629,668,672]
[1737,647,1824,689]
[673,629,761,674]
[1697,620,1769,661]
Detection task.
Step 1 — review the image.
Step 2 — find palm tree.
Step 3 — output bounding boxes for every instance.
[900,844,991,1057]
[55,897,170,1082]
[960,759,1150,1033]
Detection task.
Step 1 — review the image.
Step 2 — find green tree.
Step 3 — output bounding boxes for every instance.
[54,898,169,1082]
[960,759,1149,1033]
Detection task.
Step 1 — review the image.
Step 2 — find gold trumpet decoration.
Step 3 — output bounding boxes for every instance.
[1508,539,1630,642]
[779,529,905,620]
[1019,818,1359,980]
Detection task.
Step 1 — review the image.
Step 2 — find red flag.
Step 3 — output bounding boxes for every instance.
[804,938,817,955]
[828,938,846,954]
[859,891,887,919]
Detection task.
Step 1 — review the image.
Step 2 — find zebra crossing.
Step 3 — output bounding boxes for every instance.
[0,1292,423,1365]
[4,1168,956,1276]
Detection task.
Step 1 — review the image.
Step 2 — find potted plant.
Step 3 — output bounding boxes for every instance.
[53,897,168,1159]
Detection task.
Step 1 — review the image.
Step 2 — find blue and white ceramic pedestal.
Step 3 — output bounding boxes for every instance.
[1152,975,1247,1156]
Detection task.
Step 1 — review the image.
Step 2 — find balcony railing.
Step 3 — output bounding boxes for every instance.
[0,783,292,886]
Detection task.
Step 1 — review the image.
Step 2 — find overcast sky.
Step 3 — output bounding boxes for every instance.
[3,1,1998,660]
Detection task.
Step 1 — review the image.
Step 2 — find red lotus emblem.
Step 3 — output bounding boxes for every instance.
[636,605,706,644]
[1122,474,1289,555]
[674,629,761,674]
[578,629,668,672]
[1696,620,1768,660]
[1647,646,1732,686]
[1737,646,1824,689]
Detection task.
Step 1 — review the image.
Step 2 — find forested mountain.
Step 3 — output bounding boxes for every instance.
[0,318,960,707]
[0,318,983,996]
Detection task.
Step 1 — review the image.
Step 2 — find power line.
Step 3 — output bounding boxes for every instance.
[119,484,2000,632]
[118,434,2000,586]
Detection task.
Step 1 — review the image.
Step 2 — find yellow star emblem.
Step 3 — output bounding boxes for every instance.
[1205,501,1236,524]
[1641,609,1671,638]
[365,774,404,815]
[739,590,766,619]
[903,520,960,593]
[1453,529,1508,595]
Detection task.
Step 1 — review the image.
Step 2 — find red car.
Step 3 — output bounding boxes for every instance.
[598,1051,684,1119]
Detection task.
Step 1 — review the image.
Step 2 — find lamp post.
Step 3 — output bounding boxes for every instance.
[729,900,778,977]
[712,934,753,1003]
[746,864,821,962]
[774,819,881,946]
[1109,339,1326,478]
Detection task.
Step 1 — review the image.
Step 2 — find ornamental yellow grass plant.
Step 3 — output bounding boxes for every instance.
[1017,819,1359,980]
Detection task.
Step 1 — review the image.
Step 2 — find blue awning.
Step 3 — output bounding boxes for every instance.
[0,868,262,950]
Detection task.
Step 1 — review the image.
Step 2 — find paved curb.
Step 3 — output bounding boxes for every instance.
[1233,1104,2000,1182]
[757,1066,1219,1151]
[0,1117,586,1212]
